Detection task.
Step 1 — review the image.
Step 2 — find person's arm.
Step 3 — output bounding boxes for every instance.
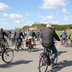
[33,32,37,38]
[69,33,71,39]
[4,32,8,37]
[21,32,24,39]
[53,31,60,41]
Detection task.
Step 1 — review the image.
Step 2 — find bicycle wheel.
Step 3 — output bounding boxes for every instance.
[39,57,48,72]
[28,43,33,52]
[2,48,14,63]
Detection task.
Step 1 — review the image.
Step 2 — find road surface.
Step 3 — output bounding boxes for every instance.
[0,41,72,72]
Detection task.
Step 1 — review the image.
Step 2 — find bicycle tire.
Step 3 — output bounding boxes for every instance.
[28,44,31,52]
[2,48,14,63]
[39,57,48,72]
[28,43,33,52]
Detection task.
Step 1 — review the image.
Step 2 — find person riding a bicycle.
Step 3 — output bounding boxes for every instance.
[26,29,37,46]
[41,23,60,65]
[60,30,67,45]
[15,29,24,50]
[0,28,8,46]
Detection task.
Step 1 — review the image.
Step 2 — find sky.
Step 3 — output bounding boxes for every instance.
[0,0,72,30]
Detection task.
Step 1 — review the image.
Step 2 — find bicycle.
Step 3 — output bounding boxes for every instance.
[15,38,23,51]
[38,48,58,72]
[26,38,33,52]
[0,39,14,63]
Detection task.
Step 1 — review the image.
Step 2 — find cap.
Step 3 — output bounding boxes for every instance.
[46,23,52,28]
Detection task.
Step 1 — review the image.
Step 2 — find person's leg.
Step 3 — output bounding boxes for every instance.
[70,40,72,47]
[32,37,36,45]
[50,45,58,63]
[61,38,63,45]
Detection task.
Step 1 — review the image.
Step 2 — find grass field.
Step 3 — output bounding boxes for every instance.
[56,30,70,38]
[56,31,62,36]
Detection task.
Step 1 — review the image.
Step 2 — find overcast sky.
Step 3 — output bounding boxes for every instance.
[0,0,72,29]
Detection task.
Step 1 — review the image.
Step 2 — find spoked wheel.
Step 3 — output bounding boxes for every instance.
[39,57,48,72]
[2,48,14,63]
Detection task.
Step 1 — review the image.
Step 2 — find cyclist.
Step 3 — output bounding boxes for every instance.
[27,29,37,46]
[69,29,72,47]
[41,23,60,65]
[0,28,8,44]
[60,30,67,45]
[11,31,16,46]
[15,29,24,50]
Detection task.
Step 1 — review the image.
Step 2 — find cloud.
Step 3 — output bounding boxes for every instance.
[3,13,9,17]
[39,15,55,23]
[38,15,63,24]
[3,13,24,23]
[9,13,24,20]
[64,17,68,21]
[0,2,9,10]
[62,8,69,21]
[14,20,22,24]
[0,21,8,24]
[0,21,9,29]
[25,13,31,16]
[40,0,67,10]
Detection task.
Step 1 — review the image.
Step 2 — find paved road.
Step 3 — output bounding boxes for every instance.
[0,41,72,72]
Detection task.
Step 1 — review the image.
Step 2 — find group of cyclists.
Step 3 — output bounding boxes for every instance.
[0,23,72,65]
[0,28,39,51]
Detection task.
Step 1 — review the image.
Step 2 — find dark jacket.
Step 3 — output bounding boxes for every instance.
[29,31,36,37]
[41,27,60,47]
[0,31,8,39]
[15,32,24,39]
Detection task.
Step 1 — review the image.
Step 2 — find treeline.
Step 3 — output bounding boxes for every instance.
[52,24,72,30]
[22,23,72,30]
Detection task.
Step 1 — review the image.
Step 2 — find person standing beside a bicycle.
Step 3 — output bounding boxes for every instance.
[40,23,60,65]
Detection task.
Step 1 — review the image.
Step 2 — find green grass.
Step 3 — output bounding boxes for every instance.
[56,30,70,38]
[56,31,62,36]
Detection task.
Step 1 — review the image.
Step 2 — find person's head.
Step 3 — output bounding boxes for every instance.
[1,28,3,32]
[62,31,64,32]
[63,30,66,33]
[46,23,52,28]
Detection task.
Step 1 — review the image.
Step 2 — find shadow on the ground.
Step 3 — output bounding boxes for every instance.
[32,48,43,52]
[49,60,72,72]
[0,59,33,68]
[58,51,67,56]
[13,48,28,52]
[13,47,43,52]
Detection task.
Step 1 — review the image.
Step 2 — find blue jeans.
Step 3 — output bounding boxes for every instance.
[42,44,58,62]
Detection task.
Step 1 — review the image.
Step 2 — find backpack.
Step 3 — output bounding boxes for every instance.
[62,32,67,39]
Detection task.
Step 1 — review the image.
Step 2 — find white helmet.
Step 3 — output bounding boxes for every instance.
[46,23,52,28]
